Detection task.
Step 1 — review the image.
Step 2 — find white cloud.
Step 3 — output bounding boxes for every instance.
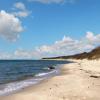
[14,49,34,59]
[0,31,99,59]
[29,0,75,4]
[13,11,30,18]
[13,2,31,18]
[14,49,42,59]
[14,2,26,10]
[0,52,12,59]
[0,10,23,42]
[35,32,100,57]
[86,31,100,44]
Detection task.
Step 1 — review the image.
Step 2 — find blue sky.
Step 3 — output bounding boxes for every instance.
[0,0,100,59]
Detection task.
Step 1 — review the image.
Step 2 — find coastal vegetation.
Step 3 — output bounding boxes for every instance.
[42,46,100,60]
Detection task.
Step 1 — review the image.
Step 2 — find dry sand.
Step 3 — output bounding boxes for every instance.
[0,59,100,100]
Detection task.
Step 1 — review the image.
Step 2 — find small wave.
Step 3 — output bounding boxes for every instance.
[0,77,45,96]
[0,69,60,96]
[35,70,57,77]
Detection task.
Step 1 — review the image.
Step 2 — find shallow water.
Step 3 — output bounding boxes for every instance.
[0,60,69,95]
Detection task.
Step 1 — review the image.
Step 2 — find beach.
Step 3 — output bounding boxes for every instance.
[0,59,100,100]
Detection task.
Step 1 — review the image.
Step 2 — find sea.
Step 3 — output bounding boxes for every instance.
[0,60,70,96]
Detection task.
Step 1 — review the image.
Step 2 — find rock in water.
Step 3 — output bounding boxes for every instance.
[48,66,55,70]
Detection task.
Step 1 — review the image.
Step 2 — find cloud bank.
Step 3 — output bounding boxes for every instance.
[0,10,23,42]
[35,32,100,58]
[0,31,100,59]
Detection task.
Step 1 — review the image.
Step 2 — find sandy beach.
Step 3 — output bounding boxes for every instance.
[0,59,100,100]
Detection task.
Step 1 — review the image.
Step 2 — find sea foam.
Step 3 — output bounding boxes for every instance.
[0,69,59,96]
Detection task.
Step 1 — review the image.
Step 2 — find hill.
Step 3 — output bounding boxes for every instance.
[42,46,100,60]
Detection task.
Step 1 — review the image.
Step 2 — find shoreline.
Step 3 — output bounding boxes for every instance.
[0,63,63,96]
[1,59,100,100]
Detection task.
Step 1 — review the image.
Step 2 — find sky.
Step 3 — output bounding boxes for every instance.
[0,0,100,59]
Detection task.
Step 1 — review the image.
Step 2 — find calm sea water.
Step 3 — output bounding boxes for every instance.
[0,60,69,95]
